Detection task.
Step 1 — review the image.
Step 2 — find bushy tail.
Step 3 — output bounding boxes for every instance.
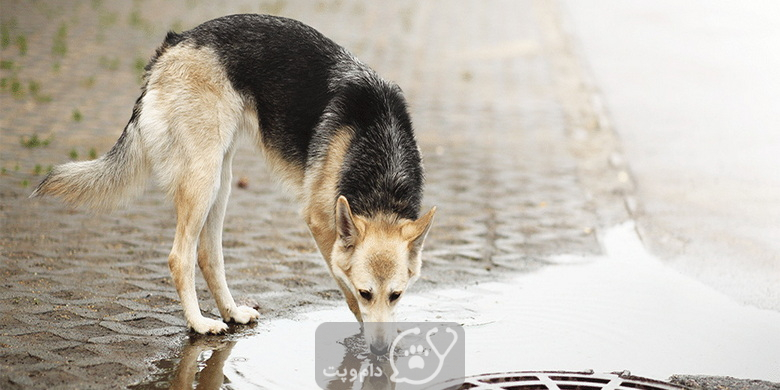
[31,120,149,212]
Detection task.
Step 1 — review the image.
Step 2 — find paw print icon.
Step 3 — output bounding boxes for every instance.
[389,326,459,386]
[404,344,429,369]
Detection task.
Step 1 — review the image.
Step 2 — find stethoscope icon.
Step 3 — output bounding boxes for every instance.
[389,326,459,385]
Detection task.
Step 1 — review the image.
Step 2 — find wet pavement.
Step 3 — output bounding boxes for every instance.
[1,1,775,389]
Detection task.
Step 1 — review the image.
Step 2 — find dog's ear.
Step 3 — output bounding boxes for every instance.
[335,196,362,249]
[403,206,437,253]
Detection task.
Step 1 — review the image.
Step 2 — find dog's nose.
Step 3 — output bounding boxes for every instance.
[370,342,388,356]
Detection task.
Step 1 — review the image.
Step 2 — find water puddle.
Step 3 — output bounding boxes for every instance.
[133,223,780,388]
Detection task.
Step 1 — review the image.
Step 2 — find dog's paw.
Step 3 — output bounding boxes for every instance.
[190,317,229,334]
[227,305,260,324]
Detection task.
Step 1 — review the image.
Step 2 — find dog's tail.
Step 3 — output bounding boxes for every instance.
[31,110,149,212]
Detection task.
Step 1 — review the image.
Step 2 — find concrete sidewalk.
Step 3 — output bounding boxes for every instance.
[562,0,780,312]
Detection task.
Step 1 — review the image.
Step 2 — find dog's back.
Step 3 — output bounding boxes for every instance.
[154,15,424,217]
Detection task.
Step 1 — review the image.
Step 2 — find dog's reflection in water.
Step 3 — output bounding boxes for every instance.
[164,332,396,390]
[168,337,236,390]
[322,332,396,390]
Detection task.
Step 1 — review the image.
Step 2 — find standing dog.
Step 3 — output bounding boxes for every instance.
[32,14,435,351]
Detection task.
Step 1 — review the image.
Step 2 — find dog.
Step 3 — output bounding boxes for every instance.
[31,14,435,353]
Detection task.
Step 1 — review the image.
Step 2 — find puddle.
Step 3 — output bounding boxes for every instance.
[133,223,780,388]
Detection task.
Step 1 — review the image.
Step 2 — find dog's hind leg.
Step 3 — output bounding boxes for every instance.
[143,43,254,333]
[167,158,229,334]
[197,145,260,325]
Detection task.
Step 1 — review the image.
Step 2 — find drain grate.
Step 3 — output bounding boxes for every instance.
[430,371,689,390]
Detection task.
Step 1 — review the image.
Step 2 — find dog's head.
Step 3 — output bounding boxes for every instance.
[329,196,436,354]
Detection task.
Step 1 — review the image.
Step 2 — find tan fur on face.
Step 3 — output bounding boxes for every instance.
[329,208,435,324]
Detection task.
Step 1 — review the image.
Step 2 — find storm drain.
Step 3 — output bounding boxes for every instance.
[432,370,688,390]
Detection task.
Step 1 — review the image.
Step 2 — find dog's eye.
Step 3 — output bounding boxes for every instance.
[359,290,373,301]
[389,291,402,302]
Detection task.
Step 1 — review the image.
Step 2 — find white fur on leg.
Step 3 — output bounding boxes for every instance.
[226,305,260,324]
[189,316,229,334]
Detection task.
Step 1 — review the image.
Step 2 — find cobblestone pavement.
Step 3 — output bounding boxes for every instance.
[1,0,631,388]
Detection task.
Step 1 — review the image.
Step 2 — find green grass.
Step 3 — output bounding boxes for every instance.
[10,78,23,98]
[0,23,10,49]
[52,22,68,57]
[72,109,83,122]
[28,80,40,95]
[27,80,53,102]
[82,76,96,88]
[89,148,97,160]
[69,149,79,160]
[33,164,43,175]
[16,35,27,55]
[133,57,146,83]
[20,134,53,148]
[0,60,14,70]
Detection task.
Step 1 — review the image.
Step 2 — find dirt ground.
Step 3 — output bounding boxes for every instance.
[1,0,637,388]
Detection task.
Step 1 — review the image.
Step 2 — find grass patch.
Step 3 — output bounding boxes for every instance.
[28,80,40,95]
[89,148,97,160]
[0,60,14,70]
[82,76,96,88]
[10,78,23,98]
[69,149,78,160]
[16,35,27,55]
[72,109,83,122]
[0,23,10,49]
[133,57,146,83]
[52,22,68,57]
[20,134,53,148]
[29,79,53,102]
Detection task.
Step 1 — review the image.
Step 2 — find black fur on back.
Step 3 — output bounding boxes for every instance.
[153,14,423,220]
[326,75,423,220]
[182,14,343,165]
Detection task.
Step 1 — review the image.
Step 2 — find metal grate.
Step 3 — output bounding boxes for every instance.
[429,371,689,390]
